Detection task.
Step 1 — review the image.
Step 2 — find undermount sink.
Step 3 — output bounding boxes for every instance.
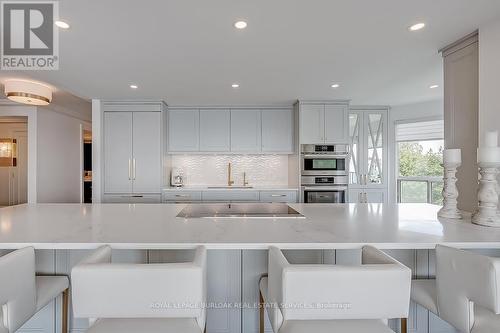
[207,186,254,189]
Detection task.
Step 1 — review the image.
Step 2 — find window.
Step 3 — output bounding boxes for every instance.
[396,119,444,205]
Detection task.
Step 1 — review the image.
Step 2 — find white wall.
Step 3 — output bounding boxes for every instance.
[388,100,444,202]
[1,88,92,204]
[479,18,500,143]
[36,107,91,203]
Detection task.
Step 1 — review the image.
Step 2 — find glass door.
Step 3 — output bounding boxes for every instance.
[364,110,387,189]
[348,112,363,186]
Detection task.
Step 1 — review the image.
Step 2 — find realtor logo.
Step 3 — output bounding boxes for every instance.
[1,1,59,70]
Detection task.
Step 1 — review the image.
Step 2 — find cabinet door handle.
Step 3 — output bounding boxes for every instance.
[132,158,136,180]
[128,159,132,180]
[363,192,367,203]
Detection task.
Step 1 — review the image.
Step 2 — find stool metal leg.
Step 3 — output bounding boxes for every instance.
[62,288,69,333]
[401,318,407,333]
[259,291,264,333]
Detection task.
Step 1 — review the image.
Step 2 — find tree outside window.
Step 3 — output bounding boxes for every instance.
[397,139,444,205]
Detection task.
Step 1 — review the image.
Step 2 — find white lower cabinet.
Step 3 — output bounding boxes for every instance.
[206,250,242,333]
[348,189,386,203]
[163,189,298,203]
[202,190,260,202]
[102,194,161,203]
[163,190,202,203]
[259,190,297,203]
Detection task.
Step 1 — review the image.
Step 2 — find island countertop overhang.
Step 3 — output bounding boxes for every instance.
[0,203,499,250]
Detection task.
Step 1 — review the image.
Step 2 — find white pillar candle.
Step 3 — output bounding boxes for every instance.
[443,148,462,164]
[484,131,499,148]
[477,147,500,164]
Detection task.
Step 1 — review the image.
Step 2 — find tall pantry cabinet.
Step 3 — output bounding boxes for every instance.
[102,101,165,203]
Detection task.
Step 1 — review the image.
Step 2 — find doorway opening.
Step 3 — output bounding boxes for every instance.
[0,116,28,207]
[83,130,92,203]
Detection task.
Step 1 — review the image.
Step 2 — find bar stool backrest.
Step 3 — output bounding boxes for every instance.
[267,246,411,332]
[436,245,500,333]
[71,246,207,331]
[0,247,36,332]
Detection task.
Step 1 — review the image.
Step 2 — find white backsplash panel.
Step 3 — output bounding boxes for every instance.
[171,155,289,186]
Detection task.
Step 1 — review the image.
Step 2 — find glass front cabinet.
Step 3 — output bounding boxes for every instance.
[348,108,388,203]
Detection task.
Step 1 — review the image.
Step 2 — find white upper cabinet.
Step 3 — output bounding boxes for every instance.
[261,109,294,153]
[200,109,230,152]
[132,112,161,193]
[299,101,349,144]
[167,108,294,154]
[230,109,262,152]
[168,109,199,152]
[300,104,324,144]
[324,104,349,143]
[104,112,133,193]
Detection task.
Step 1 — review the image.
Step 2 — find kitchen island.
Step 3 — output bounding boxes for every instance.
[1,203,499,333]
[0,203,499,250]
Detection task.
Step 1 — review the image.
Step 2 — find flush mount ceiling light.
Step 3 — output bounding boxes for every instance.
[54,20,70,29]
[234,21,247,29]
[331,84,340,88]
[4,80,52,106]
[130,84,138,89]
[231,83,240,88]
[429,84,439,89]
[408,22,426,31]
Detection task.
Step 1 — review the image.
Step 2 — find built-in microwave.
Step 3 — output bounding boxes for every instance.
[301,144,349,176]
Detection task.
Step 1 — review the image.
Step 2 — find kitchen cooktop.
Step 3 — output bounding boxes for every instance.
[177,203,305,219]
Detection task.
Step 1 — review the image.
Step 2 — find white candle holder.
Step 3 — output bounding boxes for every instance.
[438,162,462,219]
[472,162,500,227]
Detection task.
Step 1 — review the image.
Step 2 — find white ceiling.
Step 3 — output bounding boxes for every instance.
[2,0,500,107]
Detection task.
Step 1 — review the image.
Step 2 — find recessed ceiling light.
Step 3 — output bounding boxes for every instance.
[234,21,247,29]
[331,84,340,88]
[408,23,425,31]
[55,20,70,29]
[429,84,439,89]
[231,83,240,88]
[130,84,138,89]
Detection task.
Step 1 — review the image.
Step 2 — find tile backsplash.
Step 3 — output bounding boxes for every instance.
[170,155,289,186]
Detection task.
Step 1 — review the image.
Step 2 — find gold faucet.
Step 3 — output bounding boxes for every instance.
[228,162,234,186]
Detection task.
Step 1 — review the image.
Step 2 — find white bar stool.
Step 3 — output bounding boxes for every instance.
[410,245,500,333]
[259,246,411,333]
[71,245,207,333]
[0,247,69,333]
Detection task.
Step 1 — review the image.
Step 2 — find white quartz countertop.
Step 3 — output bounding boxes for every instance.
[0,203,499,250]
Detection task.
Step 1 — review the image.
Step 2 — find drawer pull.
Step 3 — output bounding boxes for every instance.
[175,194,190,198]
[270,194,287,197]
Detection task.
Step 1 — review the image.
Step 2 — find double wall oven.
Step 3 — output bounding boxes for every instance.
[301,144,349,203]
